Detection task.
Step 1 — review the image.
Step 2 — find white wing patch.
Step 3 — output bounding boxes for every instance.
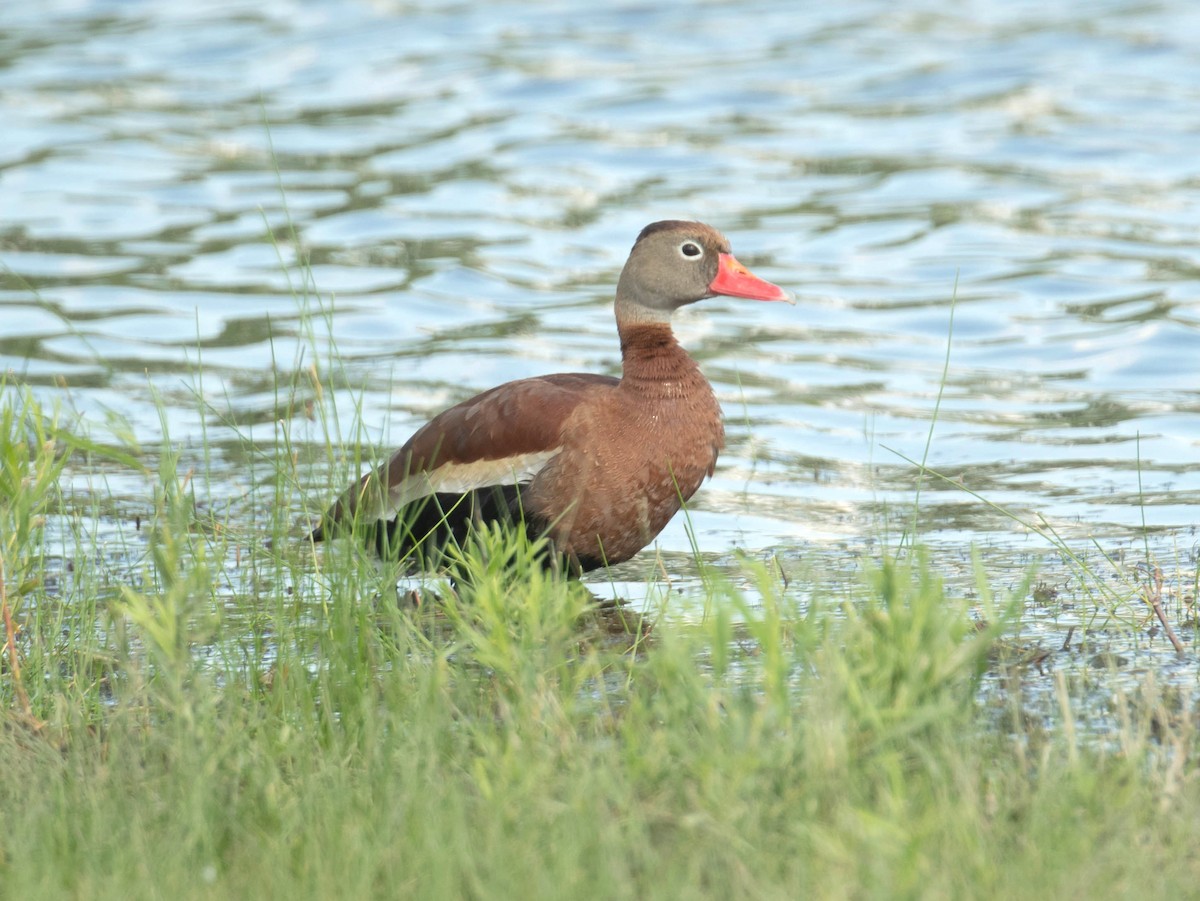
[382,448,561,519]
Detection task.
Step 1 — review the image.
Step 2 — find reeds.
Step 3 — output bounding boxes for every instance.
[1,323,1199,899]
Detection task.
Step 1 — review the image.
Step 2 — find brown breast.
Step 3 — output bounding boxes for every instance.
[522,322,724,567]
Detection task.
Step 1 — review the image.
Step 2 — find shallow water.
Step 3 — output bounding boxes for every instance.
[3,1,1200,653]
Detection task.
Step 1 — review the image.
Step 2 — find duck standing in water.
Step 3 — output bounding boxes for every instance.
[310,220,791,575]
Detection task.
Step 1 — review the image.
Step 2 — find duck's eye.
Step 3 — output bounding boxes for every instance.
[679,241,703,259]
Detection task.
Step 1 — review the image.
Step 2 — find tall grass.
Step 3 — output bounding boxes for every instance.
[2,377,1200,899]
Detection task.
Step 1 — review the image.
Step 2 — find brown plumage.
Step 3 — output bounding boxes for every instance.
[310,220,790,574]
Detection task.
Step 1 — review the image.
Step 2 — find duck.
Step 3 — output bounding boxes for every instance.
[309,220,790,574]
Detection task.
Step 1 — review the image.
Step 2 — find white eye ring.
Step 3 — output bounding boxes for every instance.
[678,241,704,260]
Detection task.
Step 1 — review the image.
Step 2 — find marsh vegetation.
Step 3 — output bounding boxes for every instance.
[2,375,1198,899]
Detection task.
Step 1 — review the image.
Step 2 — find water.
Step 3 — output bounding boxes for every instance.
[3,0,1200,639]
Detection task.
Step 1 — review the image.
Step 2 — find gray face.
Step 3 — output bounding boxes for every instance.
[616,221,733,315]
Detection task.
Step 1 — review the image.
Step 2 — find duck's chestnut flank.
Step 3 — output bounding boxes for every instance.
[310,220,791,575]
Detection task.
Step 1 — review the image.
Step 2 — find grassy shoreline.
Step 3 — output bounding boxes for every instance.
[2,383,1199,899]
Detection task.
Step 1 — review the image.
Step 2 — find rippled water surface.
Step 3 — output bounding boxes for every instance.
[4,0,1200,615]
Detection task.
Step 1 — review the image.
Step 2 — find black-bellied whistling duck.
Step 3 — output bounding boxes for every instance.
[310,220,790,574]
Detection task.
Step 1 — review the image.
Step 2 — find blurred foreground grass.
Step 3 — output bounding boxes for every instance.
[1,381,1198,901]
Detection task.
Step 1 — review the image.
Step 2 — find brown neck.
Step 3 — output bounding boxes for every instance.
[617,320,705,396]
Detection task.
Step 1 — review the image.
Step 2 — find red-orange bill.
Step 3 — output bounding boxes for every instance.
[708,253,793,303]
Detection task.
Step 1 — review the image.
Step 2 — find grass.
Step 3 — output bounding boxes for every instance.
[2,359,1200,900]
